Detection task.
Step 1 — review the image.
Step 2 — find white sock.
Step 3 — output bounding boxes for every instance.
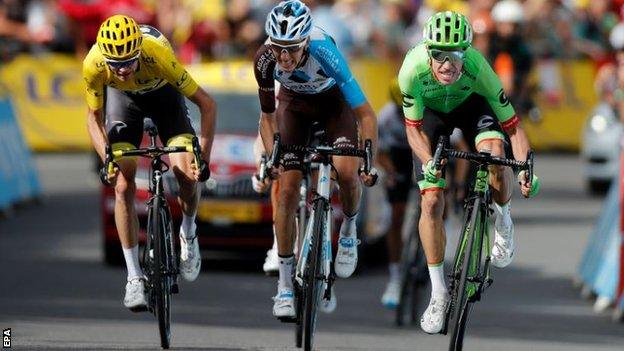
[123,245,143,281]
[278,254,294,291]
[181,213,196,239]
[388,263,400,283]
[428,262,448,298]
[340,212,358,237]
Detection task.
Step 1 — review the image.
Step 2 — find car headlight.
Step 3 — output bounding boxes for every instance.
[590,114,609,133]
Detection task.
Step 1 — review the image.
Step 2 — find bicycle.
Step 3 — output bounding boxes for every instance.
[430,136,533,351]
[395,187,428,326]
[101,118,207,349]
[268,132,375,351]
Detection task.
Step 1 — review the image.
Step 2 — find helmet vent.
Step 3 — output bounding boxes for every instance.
[284,4,293,16]
[280,20,288,35]
[444,26,450,42]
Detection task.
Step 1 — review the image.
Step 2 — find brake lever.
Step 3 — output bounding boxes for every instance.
[192,137,210,182]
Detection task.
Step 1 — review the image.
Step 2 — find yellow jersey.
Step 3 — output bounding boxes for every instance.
[82,25,199,110]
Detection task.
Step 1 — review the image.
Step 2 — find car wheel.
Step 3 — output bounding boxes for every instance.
[104,241,124,266]
[588,180,611,195]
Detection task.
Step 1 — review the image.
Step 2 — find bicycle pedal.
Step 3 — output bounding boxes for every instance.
[171,283,179,294]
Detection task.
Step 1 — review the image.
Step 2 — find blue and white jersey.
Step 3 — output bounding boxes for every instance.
[254,27,366,113]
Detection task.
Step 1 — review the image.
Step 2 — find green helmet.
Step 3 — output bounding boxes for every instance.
[423,11,473,50]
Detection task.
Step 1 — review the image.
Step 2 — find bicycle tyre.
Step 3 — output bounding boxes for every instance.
[448,197,481,351]
[396,229,417,326]
[295,278,303,348]
[303,199,326,351]
[152,196,172,349]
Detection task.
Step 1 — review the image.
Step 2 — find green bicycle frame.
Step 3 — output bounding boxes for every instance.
[453,167,492,301]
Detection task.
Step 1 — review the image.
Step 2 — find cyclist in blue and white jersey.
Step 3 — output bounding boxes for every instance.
[253,0,378,319]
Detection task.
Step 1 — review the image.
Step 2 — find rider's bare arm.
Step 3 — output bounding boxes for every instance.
[352,102,378,163]
[259,111,277,157]
[405,125,433,165]
[506,122,531,163]
[86,107,108,162]
[187,87,217,164]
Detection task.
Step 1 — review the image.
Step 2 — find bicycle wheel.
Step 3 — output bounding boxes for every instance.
[448,197,482,351]
[295,278,304,348]
[396,228,418,326]
[151,196,172,349]
[302,199,326,351]
[396,189,424,326]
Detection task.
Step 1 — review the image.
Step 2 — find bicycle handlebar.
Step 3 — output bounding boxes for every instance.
[265,133,375,180]
[433,136,534,185]
[100,136,210,186]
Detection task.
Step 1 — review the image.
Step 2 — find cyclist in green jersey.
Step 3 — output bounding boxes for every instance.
[398,11,540,334]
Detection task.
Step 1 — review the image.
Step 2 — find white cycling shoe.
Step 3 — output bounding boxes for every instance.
[420,294,450,334]
[273,288,296,318]
[334,235,360,278]
[180,223,201,281]
[263,245,279,276]
[124,277,148,312]
[381,280,401,309]
[491,216,514,268]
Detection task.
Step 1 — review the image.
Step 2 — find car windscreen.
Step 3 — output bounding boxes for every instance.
[186,91,260,134]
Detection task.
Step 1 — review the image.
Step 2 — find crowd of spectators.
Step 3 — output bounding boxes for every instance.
[3,0,624,118]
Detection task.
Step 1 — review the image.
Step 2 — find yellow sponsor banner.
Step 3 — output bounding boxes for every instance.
[0,54,90,151]
[0,54,596,152]
[522,60,598,151]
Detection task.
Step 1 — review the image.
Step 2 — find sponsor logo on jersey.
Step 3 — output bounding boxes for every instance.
[176,72,188,87]
[402,93,414,108]
[498,89,510,107]
[315,46,340,73]
[477,115,495,129]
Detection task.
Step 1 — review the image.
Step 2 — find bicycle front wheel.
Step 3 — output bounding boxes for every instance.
[151,196,172,349]
[448,197,482,351]
[302,199,326,351]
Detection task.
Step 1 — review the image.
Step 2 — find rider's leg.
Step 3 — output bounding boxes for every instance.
[419,188,451,334]
[275,170,303,284]
[272,170,302,317]
[169,137,202,281]
[169,150,199,234]
[476,137,515,268]
[419,189,448,296]
[333,155,363,278]
[114,158,142,280]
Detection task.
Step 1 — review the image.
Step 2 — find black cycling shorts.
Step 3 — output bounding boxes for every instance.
[416,94,512,182]
[105,84,195,148]
[277,86,359,171]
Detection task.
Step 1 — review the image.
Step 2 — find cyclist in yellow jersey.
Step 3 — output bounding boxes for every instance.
[84,15,217,311]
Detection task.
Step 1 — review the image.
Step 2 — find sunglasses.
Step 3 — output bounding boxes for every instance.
[269,40,307,54]
[429,49,465,64]
[105,53,140,70]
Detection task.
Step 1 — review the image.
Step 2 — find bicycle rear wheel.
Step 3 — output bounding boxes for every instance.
[448,198,482,351]
[302,199,326,351]
[151,196,172,349]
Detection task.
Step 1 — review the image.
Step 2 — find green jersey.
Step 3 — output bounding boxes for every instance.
[398,44,516,128]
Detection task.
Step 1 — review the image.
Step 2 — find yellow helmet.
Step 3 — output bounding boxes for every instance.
[389,78,402,107]
[97,15,143,60]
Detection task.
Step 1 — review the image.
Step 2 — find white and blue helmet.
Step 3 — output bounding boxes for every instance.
[265,0,313,43]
